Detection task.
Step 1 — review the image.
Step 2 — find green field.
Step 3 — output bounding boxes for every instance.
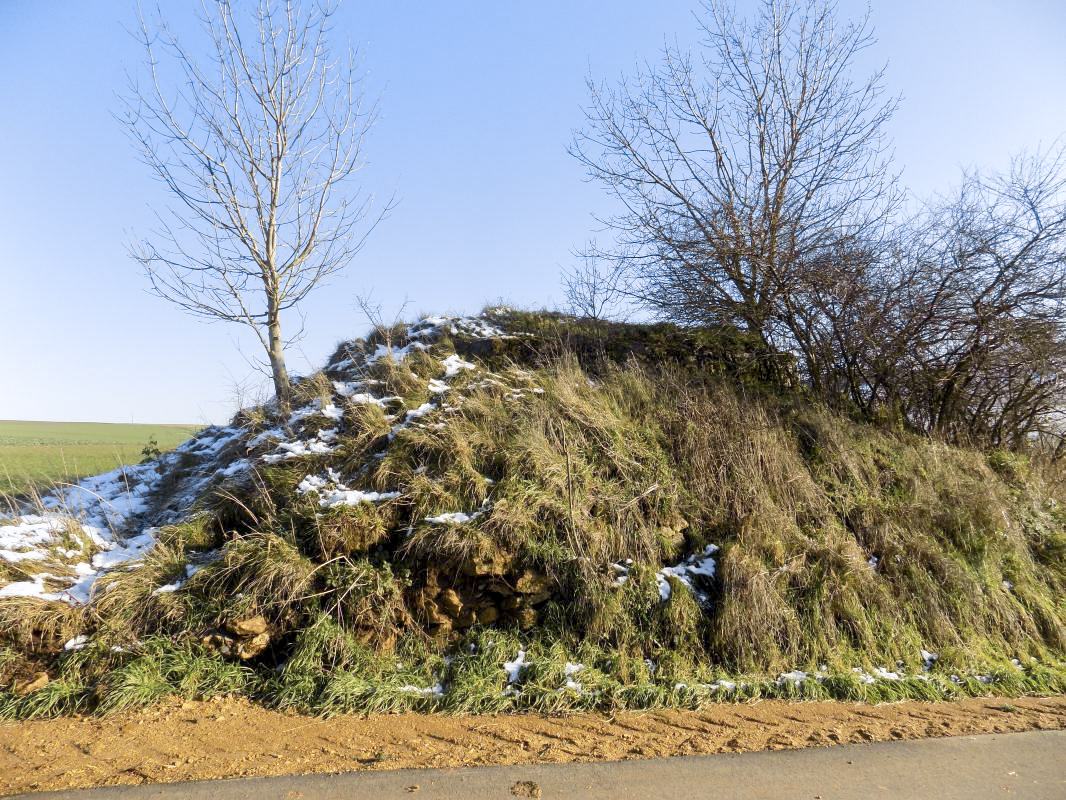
[0,420,202,496]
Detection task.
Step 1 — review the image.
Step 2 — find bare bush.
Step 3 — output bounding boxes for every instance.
[887,146,1066,446]
[574,0,1066,450]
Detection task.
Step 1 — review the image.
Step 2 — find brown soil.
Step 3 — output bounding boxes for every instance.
[1,695,1064,796]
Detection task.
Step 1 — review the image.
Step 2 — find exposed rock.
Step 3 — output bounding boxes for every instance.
[477,606,499,625]
[515,608,537,630]
[201,632,236,658]
[423,569,442,596]
[669,513,689,532]
[514,570,549,595]
[411,588,440,618]
[437,588,463,617]
[524,590,552,606]
[461,549,513,577]
[229,615,268,637]
[510,780,542,799]
[13,672,49,696]
[456,608,478,628]
[500,595,522,611]
[236,631,270,660]
[430,619,453,637]
[422,599,452,627]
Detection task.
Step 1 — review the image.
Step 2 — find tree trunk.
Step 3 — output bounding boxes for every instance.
[267,307,291,418]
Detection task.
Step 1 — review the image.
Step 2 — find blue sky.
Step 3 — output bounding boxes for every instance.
[2,0,1064,424]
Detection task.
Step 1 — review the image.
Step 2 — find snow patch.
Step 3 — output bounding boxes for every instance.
[504,650,526,684]
[441,354,476,378]
[656,544,718,603]
[0,515,160,605]
[297,472,399,508]
[399,682,444,696]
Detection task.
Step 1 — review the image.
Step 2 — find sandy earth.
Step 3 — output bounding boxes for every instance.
[1,695,1064,796]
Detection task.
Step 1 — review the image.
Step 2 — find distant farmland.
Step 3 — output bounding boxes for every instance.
[0,420,201,495]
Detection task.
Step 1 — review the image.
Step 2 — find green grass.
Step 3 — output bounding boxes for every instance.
[0,420,201,495]
[2,310,1065,719]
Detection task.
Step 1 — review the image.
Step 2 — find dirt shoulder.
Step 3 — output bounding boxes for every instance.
[2,695,1064,796]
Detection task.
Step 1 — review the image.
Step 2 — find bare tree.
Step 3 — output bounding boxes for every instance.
[123,0,389,416]
[889,144,1066,446]
[571,0,900,356]
[561,244,628,321]
[784,143,1066,445]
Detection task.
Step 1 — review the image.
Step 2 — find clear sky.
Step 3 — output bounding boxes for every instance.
[2,0,1064,425]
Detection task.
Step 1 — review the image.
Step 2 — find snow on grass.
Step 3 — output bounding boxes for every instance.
[408,315,508,341]
[852,668,877,685]
[246,428,284,449]
[0,514,159,605]
[41,461,159,532]
[366,340,429,366]
[262,429,337,463]
[424,499,491,526]
[0,515,69,563]
[89,529,156,570]
[561,662,585,692]
[425,512,473,525]
[441,354,476,378]
[403,403,436,422]
[503,650,526,684]
[319,488,400,508]
[656,544,718,603]
[298,472,399,508]
[152,563,204,595]
[399,682,445,696]
[215,458,250,479]
[347,392,398,407]
[610,559,633,585]
[175,425,240,457]
[0,574,64,602]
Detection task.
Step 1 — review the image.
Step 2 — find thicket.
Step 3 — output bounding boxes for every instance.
[569,0,1066,452]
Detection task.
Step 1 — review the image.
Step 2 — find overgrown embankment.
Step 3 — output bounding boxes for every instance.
[1,310,1064,717]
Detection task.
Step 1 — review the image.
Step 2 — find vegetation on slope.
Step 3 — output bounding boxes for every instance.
[1,310,1064,717]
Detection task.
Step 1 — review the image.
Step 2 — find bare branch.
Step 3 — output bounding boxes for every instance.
[121,0,391,416]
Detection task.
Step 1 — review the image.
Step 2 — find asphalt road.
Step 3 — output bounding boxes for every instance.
[16,729,1065,800]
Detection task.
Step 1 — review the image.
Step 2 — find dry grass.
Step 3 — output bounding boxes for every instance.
[3,312,1065,717]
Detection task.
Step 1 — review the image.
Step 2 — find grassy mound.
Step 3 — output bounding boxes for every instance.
[1,309,1064,717]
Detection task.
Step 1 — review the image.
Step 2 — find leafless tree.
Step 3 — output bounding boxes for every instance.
[571,0,900,355]
[781,144,1066,446]
[123,0,389,416]
[561,244,628,321]
[888,144,1066,446]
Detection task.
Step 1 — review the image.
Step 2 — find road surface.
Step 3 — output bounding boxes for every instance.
[15,729,1065,799]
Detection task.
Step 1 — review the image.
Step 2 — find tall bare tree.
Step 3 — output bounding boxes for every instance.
[123,0,387,416]
[571,0,900,354]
